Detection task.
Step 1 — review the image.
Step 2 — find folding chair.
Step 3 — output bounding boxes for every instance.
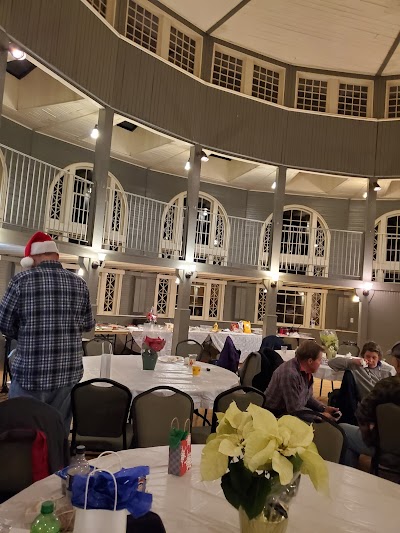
[131,386,194,448]
[71,378,133,452]
[175,339,203,358]
[371,403,400,482]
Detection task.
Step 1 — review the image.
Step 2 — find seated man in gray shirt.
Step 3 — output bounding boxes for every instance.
[328,341,394,399]
[264,340,339,421]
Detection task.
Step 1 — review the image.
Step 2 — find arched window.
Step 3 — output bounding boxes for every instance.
[374,211,400,283]
[160,192,229,265]
[259,205,329,276]
[45,163,127,250]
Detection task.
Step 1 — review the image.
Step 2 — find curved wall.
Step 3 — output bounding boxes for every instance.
[0,0,399,177]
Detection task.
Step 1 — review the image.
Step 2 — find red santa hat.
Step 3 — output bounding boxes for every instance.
[20,232,59,268]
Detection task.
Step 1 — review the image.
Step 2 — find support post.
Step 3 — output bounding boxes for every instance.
[357,180,377,347]
[0,31,9,127]
[171,145,201,353]
[263,166,286,336]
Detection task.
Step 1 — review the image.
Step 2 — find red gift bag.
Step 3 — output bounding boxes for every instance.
[168,418,192,477]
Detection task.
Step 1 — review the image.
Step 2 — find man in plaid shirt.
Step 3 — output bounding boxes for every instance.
[0,232,95,432]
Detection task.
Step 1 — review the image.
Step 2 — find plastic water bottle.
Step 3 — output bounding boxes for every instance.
[31,501,60,532]
[67,445,91,496]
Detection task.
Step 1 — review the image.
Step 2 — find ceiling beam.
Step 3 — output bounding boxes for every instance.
[206,0,252,34]
[376,30,400,76]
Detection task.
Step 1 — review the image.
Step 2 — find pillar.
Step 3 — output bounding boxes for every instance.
[263,166,287,336]
[0,31,9,127]
[357,179,377,347]
[171,145,201,353]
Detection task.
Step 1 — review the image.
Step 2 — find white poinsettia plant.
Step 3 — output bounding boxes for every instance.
[200,402,329,521]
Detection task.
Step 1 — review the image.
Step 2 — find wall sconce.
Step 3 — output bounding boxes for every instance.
[77,268,84,277]
[9,45,26,60]
[92,252,106,269]
[185,271,194,278]
[270,272,280,288]
[90,125,99,140]
[373,181,381,192]
[352,294,360,303]
[184,264,196,279]
[362,282,372,296]
[175,277,180,285]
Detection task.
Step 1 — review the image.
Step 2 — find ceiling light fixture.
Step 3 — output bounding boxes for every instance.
[363,191,368,199]
[373,181,381,192]
[90,125,99,139]
[184,160,191,171]
[9,46,26,60]
[271,182,276,190]
[201,151,209,162]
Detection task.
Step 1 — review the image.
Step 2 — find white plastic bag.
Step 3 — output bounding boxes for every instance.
[73,468,127,533]
[100,342,113,378]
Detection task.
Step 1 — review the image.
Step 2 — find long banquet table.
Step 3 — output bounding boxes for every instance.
[82,355,239,409]
[1,445,399,532]
[129,327,314,363]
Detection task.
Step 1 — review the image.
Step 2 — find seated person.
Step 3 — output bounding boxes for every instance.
[264,340,339,421]
[328,341,394,399]
[340,342,400,468]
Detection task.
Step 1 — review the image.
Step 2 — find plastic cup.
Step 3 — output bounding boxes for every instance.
[192,365,201,376]
[189,355,197,366]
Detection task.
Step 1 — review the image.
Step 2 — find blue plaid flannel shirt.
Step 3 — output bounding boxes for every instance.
[0,261,95,391]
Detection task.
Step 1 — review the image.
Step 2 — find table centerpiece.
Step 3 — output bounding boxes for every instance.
[200,402,329,533]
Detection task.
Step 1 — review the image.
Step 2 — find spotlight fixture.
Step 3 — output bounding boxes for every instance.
[201,151,209,162]
[352,295,360,303]
[77,268,84,277]
[263,288,268,294]
[363,191,368,199]
[9,45,26,60]
[175,277,180,284]
[271,182,276,190]
[373,181,381,192]
[98,252,106,266]
[184,160,191,171]
[90,125,99,139]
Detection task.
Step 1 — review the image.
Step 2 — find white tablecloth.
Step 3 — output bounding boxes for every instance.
[1,445,399,532]
[82,355,239,409]
[129,328,262,363]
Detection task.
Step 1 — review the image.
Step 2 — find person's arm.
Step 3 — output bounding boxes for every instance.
[327,356,364,371]
[279,372,315,414]
[81,284,96,332]
[305,395,326,413]
[0,280,20,339]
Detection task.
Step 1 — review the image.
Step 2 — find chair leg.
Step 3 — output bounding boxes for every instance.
[319,379,323,396]
[331,382,334,392]
[203,409,208,426]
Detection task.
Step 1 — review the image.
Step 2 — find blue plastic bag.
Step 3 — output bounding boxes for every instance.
[71,466,152,518]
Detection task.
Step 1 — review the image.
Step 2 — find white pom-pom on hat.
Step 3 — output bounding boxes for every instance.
[20,231,59,268]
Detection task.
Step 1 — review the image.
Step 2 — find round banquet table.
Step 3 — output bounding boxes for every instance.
[82,355,239,408]
[129,328,262,363]
[1,445,399,532]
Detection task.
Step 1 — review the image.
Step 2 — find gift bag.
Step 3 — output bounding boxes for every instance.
[168,418,191,477]
[100,342,113,378]
[73,469,127,533]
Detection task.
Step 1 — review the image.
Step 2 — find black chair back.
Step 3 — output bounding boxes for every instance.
[176,339,203,358]
[211,385,266,432]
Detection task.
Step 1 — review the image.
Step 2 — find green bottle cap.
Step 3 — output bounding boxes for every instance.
[41,501,54,514]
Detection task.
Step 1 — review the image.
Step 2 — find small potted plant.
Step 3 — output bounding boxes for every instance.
[141,336,166,370]
[201,402,329,532]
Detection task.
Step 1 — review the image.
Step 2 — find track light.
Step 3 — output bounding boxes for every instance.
[184,160,191,171]
[90,125,99,139]
[363,192,368,199]
[201,151,209,162]
[373,181,381,192]
[9,46,26,60]
[271,182,276,190]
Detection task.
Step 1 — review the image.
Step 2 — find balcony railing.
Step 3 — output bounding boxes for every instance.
[0,143,363,279]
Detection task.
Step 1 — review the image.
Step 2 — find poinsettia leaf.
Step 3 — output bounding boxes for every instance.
[228,459,253,494]
[221,472,241,510]
[241,474,272,520]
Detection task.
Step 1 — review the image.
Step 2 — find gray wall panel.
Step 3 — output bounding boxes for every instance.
[368,290,400,353]
[375,200,400,219]
[0,118,33,154]
[348,200,366,232]
[375,121,400,177]
[284,113,377,176]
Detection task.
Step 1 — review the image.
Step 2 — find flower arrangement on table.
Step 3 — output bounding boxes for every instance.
[141,336,166,370]
[320,329,339,359]
[200,402,329,532]
[146,307,158,324]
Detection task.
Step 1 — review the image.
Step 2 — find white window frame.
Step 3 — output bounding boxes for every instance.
[85,0,116,25]
[254,284,326,328]
[97,268,125,315]
[212,44,285,105]
[258,205,330,277]
[154,275,226,321]
[385,80,400,119]
[160,191,230,265]
[124,0,202,77]
[373,210,400,283]
[295,72,374,117]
